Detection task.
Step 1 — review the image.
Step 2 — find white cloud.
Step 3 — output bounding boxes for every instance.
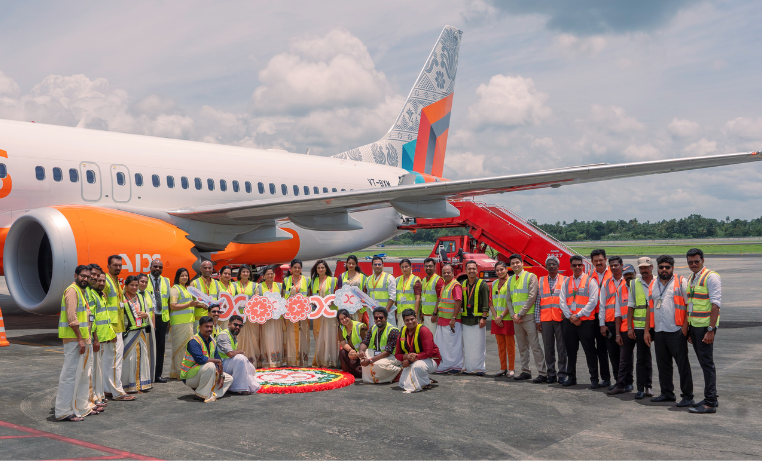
[468,75,552,129]
[724,117,762,140]
[555,34,607,56]
[589,105,645,134]
[668,117,700,138]
[623,143,660,160]
[683,138,716,156]
[445,151,488,177]
[0,71,20,97]
[251,28,391,115]
[531,136,554,150]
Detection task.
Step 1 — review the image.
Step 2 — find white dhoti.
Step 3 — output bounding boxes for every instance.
[102,336,126,396]
[122,328,153,393]
[184,362,233,402]
[398,358,437,393]
[91,346,105,403]
[221,355,261,393]
[434,321,464,373]
[55,342,94,420]
[420,315,437,336]
[170,322,194,379]
[462,324,486,374]
[361,349,402,383]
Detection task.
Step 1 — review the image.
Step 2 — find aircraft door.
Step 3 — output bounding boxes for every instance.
[110,164,131,202]
[80,162,102,202]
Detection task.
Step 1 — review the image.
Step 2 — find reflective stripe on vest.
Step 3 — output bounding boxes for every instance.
[284,276,309,299]
[260,282,282,295]
[509,271,534,314]
[170,285,195,325]
[400,324,422,354]
[180,334,216,380]
[591,269,612,312]
[604,277,625,323]
[648,276,687,327]
[539,275,566,322]
[437,280,459,319]
[368,273,391,304]
[104,274,125,333]
[565,274,595,321]
[340,320,365,349]
[370,323,399,352]
[688,267,719,328]
[217,329,237,361]
[311,277,336,296]
[146,276,171,311]
[237,281,255,297]
[192,277,221,319]
[626,278,653,330]
[396,275,420,309]
[88,287,116,342]
[492,278,509,319]
[421,274,441,315]
[59,284,91,339]
[123,293,149,331]
[461,278,484,317]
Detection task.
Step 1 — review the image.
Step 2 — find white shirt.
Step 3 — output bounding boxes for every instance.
[559,275,599,320]
[649,276,689,333]
[599,275,626,326]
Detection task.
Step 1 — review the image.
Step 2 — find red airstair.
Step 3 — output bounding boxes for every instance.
[399,199,593,276]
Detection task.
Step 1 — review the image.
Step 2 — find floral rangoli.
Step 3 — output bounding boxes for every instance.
[256,367,355,394]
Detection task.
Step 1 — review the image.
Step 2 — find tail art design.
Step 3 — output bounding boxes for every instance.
[334,25,462,182]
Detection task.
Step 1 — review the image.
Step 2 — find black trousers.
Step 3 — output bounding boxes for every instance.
[617,329,653,390]
[604,321,620,382]
[594,313,610,381]
[154,314,169,378]
[562,318,598,382]
[689,326,718,406]
[654,330,693,400]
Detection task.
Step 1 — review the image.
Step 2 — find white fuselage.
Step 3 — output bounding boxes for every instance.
[0,119,406,259]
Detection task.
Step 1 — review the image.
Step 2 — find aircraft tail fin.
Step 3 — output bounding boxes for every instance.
[334,25,462,182]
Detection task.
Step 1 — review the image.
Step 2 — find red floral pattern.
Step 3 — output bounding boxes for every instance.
[284,295,311,322]
[244,295,274,324]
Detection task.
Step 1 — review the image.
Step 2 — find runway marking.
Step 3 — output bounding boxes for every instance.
[0,420,161,461]
[0,434,38,439]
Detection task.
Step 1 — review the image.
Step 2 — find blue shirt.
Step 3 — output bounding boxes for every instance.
[187,335,213,365]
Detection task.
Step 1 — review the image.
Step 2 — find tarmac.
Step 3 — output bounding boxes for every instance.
[1,256,761,460]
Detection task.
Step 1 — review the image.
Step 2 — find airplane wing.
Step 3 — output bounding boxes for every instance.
[168,151,761,228]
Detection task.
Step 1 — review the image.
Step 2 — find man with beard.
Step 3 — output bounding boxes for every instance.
[358,306,402,383]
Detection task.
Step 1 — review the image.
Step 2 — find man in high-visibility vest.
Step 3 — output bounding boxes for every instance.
[535,256,567,384]
[86,265,111,409]
[558,255,600,388]
[191,260,222,320]
[432,264,464,374]
[686,248,721,414]
[358,306,402,383]
[601,256,627,393]
[589,249,612,389]
[394,259,421,327]
[215,314,260,394]
[102,255,133,401]
[461,260,489,375]
[507,254,546,383]
[420,257,444,334]
[55,265,96,421]
[181,316,233,402]
[147,259,171,383]
[367,256,397,326]
[648,255,694,407]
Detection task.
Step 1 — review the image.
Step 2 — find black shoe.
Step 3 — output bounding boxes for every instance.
[607,387,626,395]
[689,405,717,414]
[154,377,168,384]
[608,384,616,391]
[600,380,611,388]
[562,379,577,387]
[634,391,645,399]
[624,384,634,392]
[650,395,676,403]
[494,370,508,377]
[691,399,719,408]
[514,372,532,381]
[546,375,557,384]
[590,380,600,389]
[677,398,695,407]
[558,376,567,385]
[532,375,547,383]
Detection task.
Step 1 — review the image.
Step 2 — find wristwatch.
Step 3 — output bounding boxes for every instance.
[708,325,716,332]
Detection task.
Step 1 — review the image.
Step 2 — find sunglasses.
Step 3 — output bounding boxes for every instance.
[571,263,584,267]
[687,260,702,265]
[232,323,243,328]
[658,265,672,270]
[372,263,383,266]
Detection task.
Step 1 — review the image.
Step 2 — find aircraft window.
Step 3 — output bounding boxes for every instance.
[152,174,160,187]
[195,178,202,190]
[207,179,215,191]
[181,176,189,189]
[245,181,252,193]
[167,175,175,189]
[332,188,337,192]
[53,167,63,182]
[134,173,142,186]
[341,189,346,192]
[293,185,299,196]
[304,186,310,196]
[313,186,319,194]
[220,179,227,192]
[232,180,240,192]
[86,170,96,184]
[281,184,288,195]
[269,183,276,195]
[35,166,45,181]
[323,187,328,193]
[0,163,6,178]
[259,182,265,194]
[116,172,125,186]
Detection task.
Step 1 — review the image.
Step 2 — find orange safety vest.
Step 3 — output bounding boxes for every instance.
[648,275,687,328]
[590,268,611,315]
[565,274,595,321]
[603,277,626,323]
[538,275,566,322]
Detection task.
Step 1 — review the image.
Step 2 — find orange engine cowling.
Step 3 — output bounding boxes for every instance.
[3,206,196,315]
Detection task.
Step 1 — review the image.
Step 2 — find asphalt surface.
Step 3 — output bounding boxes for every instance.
[1,256,761,460]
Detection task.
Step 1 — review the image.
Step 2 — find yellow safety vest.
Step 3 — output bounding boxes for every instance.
[437,280,460,320]
[58,283,91,340]
[170,284,196,326]
[180,334,216,380]
[340,320,365,349]
[145,275,171,322]
[395,275,420,311]
[87,287,116,342]
[687,267,720,327]
[104,274,125,333]
[191,277,222,319]
[509,271,534,315]
[421,274,441,316]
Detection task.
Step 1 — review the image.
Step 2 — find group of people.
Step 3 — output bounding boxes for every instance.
[54,247,721,420]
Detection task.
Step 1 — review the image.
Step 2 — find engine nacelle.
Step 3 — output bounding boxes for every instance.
[4,206,196,315]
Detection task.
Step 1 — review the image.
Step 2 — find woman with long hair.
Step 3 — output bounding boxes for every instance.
[235,265,261,366]
[310,260,339,368]
[121,275,153,393]
[337,308,368,378]
[259,265,285,368]
[338,255,368,325]
[216,265,237,330]
[283,258,310,366]
[168,268,204,379]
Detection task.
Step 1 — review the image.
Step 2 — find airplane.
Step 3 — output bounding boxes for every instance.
[1,25,760,316]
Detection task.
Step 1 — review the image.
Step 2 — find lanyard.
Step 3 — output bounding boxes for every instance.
[109,274,122,297]
[199,277,214,295]
[688,268,704,298]
[126,294,142,325]
[318,277,328,296]
[263,282,277,293]
[571,276,582,301]
[371,273,385,289]
[657,277,672,300]
[465,282,476,305]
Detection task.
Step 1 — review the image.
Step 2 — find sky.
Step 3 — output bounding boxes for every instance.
[1,0,761,224]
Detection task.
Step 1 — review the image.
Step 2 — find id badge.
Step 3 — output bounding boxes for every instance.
[655,299,662,310]
[688,302,693,312]
[120,302,125,308]
[89,314,95,323]
[571,302,577,311]
[374,350,383,356]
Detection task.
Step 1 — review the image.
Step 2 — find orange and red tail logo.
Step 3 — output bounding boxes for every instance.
[0,150,12,199]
